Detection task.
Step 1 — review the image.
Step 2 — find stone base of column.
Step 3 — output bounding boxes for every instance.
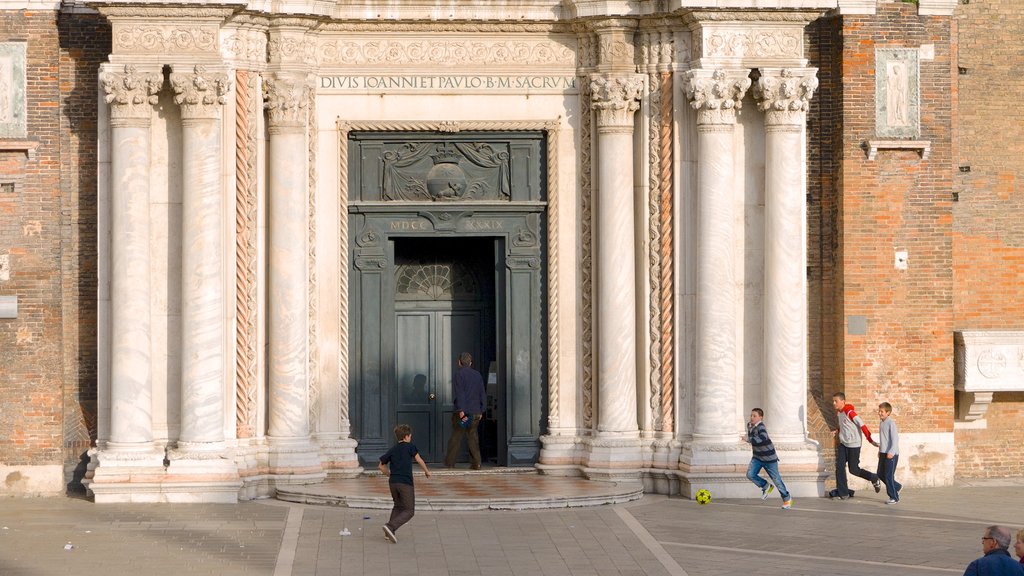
[315,433,363,478]
[536,432,584,474]
[235,439,272,500]
[83,444,169,503]
[642,437,683,494]
[163,444,243,503]
[267,436,327,487]
[580,434,644,482]
[678,440,827,499]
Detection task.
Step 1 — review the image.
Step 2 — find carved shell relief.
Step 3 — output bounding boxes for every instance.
[395,262,480,301]
[382,142,511,202]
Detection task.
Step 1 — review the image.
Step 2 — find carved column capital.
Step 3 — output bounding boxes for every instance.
[683,68,751,126]
[590,74,644,130]
[264,71,312,130]
[101,64,163,122]
[754,67,818,127]
[170,64,232,120]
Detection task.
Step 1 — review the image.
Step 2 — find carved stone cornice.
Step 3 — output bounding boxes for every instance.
[590,74,643,129]
[101,63,163,121]
[681,11,822,24]
[264,72,311,129]
[93,5,238,19]
[170,64,232,120]
[683,68,751,126]
[316,22,571,34]
[315,37,576,70]
[754,68,818,126]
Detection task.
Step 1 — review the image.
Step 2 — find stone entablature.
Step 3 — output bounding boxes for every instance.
[955,331,1024,422]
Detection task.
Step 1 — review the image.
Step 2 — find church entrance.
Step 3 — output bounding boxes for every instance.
[391,237,499,463]
[346,129,547,468]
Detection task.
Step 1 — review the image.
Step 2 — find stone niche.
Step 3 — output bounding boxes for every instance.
[954,331,1024,422]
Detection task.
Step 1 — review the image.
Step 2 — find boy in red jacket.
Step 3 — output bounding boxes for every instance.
[830,392,882,500]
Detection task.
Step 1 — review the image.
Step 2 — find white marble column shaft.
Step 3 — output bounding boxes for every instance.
[756,68,818,441]
[265,72,312,440]
[685,69,751,442]
[591,74,643,435]
[170,65,231,448]
[102,64,163,451]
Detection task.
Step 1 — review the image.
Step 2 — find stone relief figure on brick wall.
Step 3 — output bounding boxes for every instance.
[886,61,909,127]
[0,57,12,124]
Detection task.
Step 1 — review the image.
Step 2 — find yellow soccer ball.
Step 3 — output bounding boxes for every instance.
[695,488,712,505]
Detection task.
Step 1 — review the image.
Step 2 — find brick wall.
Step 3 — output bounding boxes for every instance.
[0,10,107,490]
[813,3,956,444]
[952,0,1024,477]
[0,10,66,470]
[57,12,108,488]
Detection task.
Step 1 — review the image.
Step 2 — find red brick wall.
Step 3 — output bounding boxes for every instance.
[57,12,108,487]
[815,4,956,441]
[0,10,66,469]
[952,0,1024,477]
[0,10,107,489]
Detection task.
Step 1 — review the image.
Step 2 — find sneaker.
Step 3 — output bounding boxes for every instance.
[761,484,775,500]
[382,525,397,544]
[832,494,848,500]
[873,479,882,493]
[886,498,898,505]
[782,498,792,509]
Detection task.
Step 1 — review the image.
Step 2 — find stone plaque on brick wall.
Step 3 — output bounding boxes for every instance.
[875,48,920,139]
[0,42,26,139]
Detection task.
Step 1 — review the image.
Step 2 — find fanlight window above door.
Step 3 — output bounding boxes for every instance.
[395,263,480,301]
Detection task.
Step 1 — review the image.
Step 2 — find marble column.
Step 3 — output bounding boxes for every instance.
[684,69,751,443]
[590,74,644,436]
[100,64,165,456]
[263,71,324,479]
[169,64,232,452]
[755,68,818,442]
[85,63,166,501]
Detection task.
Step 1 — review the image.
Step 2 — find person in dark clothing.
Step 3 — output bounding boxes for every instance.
[379,423,431,544]
[963,526,1024,576]
[444,352,486,469]
[744,408,793,509]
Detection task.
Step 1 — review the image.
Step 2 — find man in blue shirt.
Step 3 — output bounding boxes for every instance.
[443,352,486,470]
[963,526,1024,576]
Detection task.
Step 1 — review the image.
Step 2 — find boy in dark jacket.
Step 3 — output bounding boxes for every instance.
[379,423,431,544]
[744,408,792,509]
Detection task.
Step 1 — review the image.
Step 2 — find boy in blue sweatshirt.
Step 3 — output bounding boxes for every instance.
[379,423,431,544]
[744,408,792,509]
[875,402,902,504]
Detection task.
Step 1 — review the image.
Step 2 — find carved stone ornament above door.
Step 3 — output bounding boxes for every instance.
[382,142,511,202]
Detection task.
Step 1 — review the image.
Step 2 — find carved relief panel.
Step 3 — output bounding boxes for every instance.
[0,42,26,138]
[875,48,920,138]
[347,132,545,203]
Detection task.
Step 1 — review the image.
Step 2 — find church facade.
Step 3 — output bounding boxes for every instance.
[1,0,1022,502]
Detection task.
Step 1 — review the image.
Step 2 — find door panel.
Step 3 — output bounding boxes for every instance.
[395,312,433,460]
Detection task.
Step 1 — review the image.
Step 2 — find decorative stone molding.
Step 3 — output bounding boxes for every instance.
[754,68,818,126]
[112,25,219,55]
[590,74,643,129]
[317,22,569,34]
[100,64,163,120]
[264,72,311,128]
[865,139,931,161]
[170,65,231,119]
[683,69,751,125]
[221,27,269,68]
[268,36,317,67]
[919,0,958,16]
[954,331,1024,422]
[234,69,259,440]
[316,37,576,69]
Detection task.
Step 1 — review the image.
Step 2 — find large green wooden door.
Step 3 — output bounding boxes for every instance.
[394,308,480,462]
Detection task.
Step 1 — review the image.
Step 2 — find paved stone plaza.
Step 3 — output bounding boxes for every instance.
[1,478,1022,576]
